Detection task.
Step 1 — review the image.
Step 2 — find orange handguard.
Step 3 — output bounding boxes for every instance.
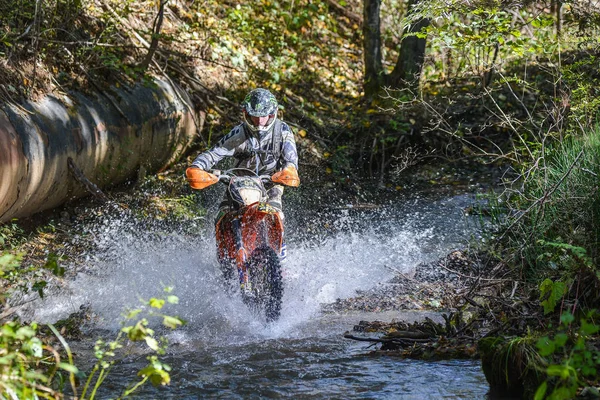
[271,165,300,187]
[186,167,219,189]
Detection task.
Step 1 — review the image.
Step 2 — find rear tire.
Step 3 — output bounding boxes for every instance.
[246,246,283,322]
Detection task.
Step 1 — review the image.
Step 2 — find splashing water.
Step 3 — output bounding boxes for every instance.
[33,193,480,335]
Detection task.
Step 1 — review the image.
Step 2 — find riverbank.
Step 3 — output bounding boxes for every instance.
[338,247,545,397]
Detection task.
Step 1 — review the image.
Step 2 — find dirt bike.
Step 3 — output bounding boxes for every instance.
[186,166,299,322]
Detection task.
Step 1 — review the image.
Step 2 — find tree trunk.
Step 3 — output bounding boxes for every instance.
[363,0,384,99]
[388,0,429,91]
[140,0,168,71]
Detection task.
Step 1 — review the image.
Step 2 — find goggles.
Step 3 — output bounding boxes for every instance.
[244,110,276,129]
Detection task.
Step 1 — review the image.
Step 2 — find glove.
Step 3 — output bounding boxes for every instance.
[186,167,218,189]
[271,165,300,187]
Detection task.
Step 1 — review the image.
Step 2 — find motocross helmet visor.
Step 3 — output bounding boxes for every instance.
[245,111,276,129]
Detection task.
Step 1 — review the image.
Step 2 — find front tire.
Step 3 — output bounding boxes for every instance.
[246,246,283,322]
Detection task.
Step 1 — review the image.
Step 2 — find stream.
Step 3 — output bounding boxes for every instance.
[31,188,491,399]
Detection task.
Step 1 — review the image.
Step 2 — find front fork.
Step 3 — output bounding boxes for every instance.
[231,218,251,293]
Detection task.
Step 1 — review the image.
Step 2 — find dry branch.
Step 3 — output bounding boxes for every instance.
[324,0,363,24]
[67,157,110,203]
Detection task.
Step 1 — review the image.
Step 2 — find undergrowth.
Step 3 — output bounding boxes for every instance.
[499,126,600,277]
[0,250,184,398]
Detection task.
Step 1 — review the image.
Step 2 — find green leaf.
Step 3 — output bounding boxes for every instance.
[149,298,165,309]
[126,320,149,341]
[15,326,36,340]
[581,319,599,335]
[552,386,576,399]
[139,363,171,386]
[125,309,142,319]
[534,381,547,400]
[537,336,556,356]
[0,253,21,272]
[138,365,156,377]
[560,312,575,325]
[163,316,183,329]
[44,253,65,276]
[540,279,566,315]
[167,295,179,304]
[145,336,160,351]
[23,337,43,358]
[0,355,15,365]
[553,333,568,348]
[58,362,80,374]
[149,369,170,386]
[546,364,569,378]
[2,323,16,338]
[32,280,47,299]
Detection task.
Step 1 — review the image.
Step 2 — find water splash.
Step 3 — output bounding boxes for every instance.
[31,193,479,343]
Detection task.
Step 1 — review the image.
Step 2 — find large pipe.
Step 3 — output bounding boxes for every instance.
[0,79,197,223]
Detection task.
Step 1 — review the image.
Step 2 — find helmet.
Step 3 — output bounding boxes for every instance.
[242,88,278,136]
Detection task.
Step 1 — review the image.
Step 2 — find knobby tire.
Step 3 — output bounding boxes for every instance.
[246,246,283,322]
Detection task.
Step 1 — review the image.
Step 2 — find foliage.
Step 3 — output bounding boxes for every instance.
[539,278,568,315]
[535,311,600,400]
[498,126,600,275]
[1,248,183,398]
[76,286,184,399]
[479,334,546,398]
[0,320,67,399]
[562,54,600,128]
[0,220,25,249]
[0,250,67,305]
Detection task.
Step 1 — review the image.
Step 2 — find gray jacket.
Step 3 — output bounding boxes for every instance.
[192,120,298,175]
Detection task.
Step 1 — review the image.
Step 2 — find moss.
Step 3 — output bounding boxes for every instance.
[479,336,545,398]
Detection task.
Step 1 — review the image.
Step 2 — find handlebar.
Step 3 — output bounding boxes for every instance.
[211,168,272,184]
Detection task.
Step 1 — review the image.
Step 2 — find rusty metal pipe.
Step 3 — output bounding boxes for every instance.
[0,79,196,223]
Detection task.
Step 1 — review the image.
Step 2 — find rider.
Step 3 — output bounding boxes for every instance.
[186,88,299,258]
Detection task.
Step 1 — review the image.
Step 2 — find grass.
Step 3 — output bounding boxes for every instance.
[498,125,600,277]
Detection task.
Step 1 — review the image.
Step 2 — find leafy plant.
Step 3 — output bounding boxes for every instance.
[0,321,62,399]
[66,286,185,399]
[497,126,600,276]
[539,279,568,315]
[1,252,184,398]
[535,311,600,400]
[0,220,24,248]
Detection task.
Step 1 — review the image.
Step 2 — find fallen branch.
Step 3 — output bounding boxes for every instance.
[67,157,110,203]
[140,0,168,70]
[324,0,363,24]
[344,333,432,344]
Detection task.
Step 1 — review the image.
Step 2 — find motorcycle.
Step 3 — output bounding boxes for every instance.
[186,166,300,322]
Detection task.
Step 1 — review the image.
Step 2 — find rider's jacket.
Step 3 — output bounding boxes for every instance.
[191,119,298,175]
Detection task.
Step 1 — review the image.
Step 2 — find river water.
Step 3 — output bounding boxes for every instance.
[33,190,490,399]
